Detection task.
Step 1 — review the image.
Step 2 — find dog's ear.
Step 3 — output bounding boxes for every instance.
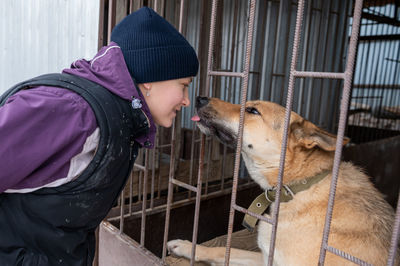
[290,120,350,151]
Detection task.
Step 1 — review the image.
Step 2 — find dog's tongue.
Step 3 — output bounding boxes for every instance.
[191,115,201,122]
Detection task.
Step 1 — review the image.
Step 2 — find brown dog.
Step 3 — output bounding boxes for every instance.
[167,97,397,265]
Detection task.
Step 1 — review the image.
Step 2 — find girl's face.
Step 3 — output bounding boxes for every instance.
[139,77,193,128]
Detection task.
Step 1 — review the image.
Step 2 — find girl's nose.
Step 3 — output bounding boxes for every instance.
[182,89,190,107]
[182,96,190,107]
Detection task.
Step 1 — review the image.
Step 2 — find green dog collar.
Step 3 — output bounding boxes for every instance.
[242,170,330,232]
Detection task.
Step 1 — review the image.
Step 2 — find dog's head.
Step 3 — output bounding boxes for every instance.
[193,96,349,188]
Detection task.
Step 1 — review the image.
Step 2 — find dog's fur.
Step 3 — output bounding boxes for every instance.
[167,97,397,266]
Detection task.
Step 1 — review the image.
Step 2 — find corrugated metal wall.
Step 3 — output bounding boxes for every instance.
[0,0,100,94]
[353,4,400,112]
[347,2,400,143]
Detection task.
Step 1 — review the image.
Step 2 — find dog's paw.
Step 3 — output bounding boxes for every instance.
[167,239,193,259]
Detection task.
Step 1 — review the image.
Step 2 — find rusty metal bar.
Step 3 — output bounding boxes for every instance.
[119,188,125,234]
[189,135,206,266]
[171,178,197,192]
[294,70,345,79]
[387,188,400,265]
[266,0,306,264]
[325,246,372,266]
[140,150,149,247]
[155,143,172,149]
[133,163,146,171]
[98,0,106,50]
[224,0,257,265]
[130,0,143,13]
[107,0,117,44]
[160,1,208,263]
[150,149,156,209]
[138,168,143,202]
[178,0,184,33]
[161,64,177,265]
[232,204,274,224]
[182,0,216,262]
[204,139,212,195]
[161,0,220,264]
[297,0,313,114]
[129,173,133,215]
[208,70,245,77]
[220,144,227,190]
[188,124,197,198]
[107,182,257,222]
[188,78,201,199]
[319,0,364,264]
[156,128,162,199]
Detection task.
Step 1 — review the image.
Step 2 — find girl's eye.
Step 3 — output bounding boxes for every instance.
[245,107,261,115]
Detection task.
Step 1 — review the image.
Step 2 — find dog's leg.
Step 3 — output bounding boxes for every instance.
[167,239,264,266]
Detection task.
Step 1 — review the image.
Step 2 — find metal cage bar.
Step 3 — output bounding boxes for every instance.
[140,150,150,246]
[223,0,257,265]
[266,0,307,263]
[319,0,364,264]
[160,1,208,265]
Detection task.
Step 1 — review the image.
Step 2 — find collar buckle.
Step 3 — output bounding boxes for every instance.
[283,185,295,197]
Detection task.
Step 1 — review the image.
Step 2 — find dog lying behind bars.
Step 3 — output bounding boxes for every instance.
[167,97,397,266]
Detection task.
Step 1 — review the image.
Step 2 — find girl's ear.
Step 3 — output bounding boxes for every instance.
[143,83,152,90]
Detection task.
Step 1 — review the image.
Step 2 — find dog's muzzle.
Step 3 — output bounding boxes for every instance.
[193,96,237,147]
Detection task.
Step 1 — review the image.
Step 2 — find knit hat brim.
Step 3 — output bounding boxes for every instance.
[122,45,199,83]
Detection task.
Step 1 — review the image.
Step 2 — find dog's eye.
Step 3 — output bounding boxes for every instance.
[245,107,261,115]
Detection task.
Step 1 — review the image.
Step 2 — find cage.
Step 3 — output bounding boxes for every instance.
[94,0,400,265]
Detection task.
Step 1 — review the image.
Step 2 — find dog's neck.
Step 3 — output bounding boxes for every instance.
[285,148,334,183]
[242,169,330,231]
[243,148,334,189]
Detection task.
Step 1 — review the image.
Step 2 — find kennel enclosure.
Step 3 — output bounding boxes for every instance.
[95,0,400,265]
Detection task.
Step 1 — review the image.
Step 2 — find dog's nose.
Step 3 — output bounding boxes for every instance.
[196,96,209,108]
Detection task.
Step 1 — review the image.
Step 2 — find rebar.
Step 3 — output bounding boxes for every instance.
[232,204,274,224]
[140,150,149,246]
[224,1,256,265]
[171,178,197,193]
[318,0,364,263]
[119,187,125,234]
[267,0,306,264]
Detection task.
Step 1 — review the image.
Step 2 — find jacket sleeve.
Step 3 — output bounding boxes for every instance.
[0,86,96,193]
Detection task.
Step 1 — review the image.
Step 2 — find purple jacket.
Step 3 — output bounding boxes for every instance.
[0,42,156,193]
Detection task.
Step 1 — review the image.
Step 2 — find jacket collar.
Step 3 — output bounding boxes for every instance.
[63,42,156,148]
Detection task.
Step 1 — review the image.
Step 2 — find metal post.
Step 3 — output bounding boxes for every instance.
[318,0,364,264]
[224,0,257,265]
[140,150,149,246]
[267,0,306,264]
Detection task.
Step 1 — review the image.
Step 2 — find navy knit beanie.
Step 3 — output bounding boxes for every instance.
[111,7,199,84]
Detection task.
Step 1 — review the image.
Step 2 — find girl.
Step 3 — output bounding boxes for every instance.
[0,7,198,266]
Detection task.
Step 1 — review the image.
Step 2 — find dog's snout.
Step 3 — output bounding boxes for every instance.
[196,96,209,108]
